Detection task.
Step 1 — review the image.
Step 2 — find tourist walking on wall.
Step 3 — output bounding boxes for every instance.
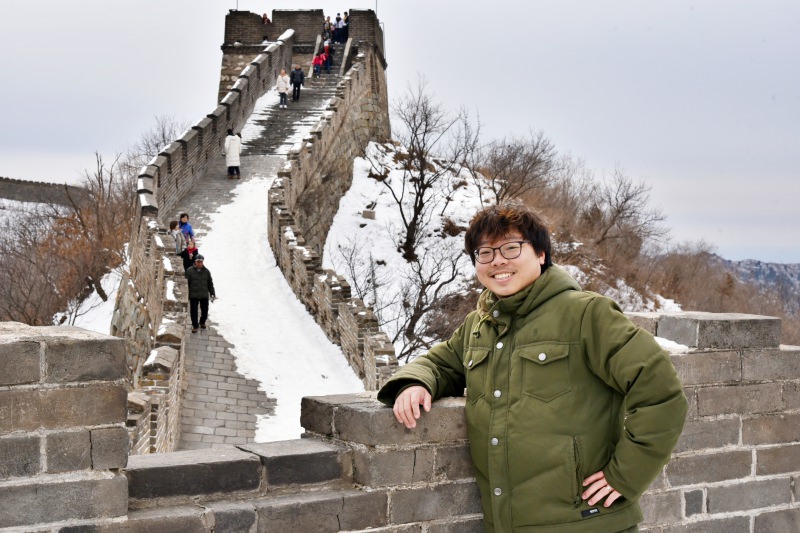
[290,65,305,101]
[179,213,194,243]
[276,68,290,107]
[378,199,687,533]
[223,128,242,179]
[179,238,200,270]
[185,254,215,333]
[169,220,186,254]
[312,53,324,78]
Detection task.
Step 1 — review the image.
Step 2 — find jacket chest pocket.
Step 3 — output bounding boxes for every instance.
[463,348,490,404]
[516,343,571,402]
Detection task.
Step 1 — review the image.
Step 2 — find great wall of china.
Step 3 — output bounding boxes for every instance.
[1,8,799,533]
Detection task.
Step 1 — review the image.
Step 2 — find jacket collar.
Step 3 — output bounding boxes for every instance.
[477,265,580,319]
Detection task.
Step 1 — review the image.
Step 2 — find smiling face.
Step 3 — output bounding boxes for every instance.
[475,231,545,298]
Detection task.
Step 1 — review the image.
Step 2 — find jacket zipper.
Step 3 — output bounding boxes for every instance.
[572,437,582,507]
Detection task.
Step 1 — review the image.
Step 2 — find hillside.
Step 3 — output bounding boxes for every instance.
[724,258,800,316]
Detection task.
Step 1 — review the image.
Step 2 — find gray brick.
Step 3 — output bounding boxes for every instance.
[334,396,467,446]
[755,508,800,532]
[757,443,800,475]
[390,483,481,524]
[743,412,800,445]
[44,335,126,383]
[255,489,387,532]
[684,489,703,516]
[709,477,792,512]
[239,439,349,486]
[743,346,800,381]
[91,426,129,469]
[785,381,800,409]
[674,417,740,453]
[435,443,475,480]
[671,351,741,386]
[207,501,257,533]
[661,516,751,533]
[640,490,683,526]
[0,340,40,385]
[0,435,40,478]
[0,389,41,432]
[353,447,426,487]
[122,506,209,533]
[666,450,751,486]
[658,312,780,349]
[125,447,261,499]
[41,385,128,429]
[426,517,484,533]
[697,383,782,416]
[0,475,127,528]
[46,430,91,473]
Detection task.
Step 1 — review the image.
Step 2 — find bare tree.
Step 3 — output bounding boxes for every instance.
[124,114,192,174]
[383,76,479,261]
[393,248,464,361]
[473,130,557,203]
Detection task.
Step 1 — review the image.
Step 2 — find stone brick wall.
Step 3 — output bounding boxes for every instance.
[266,37,395,390]
[0,323,129,530]
[628,311,799,531]
[4,312,799,531]
[116,29,294,456]
[0,176,87,206]
[147,34,294,217]
[348,9,385,59]
[222,10,268,45]
[272,9,325,45]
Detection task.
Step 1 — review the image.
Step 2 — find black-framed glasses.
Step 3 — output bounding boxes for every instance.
[473,241,530,264]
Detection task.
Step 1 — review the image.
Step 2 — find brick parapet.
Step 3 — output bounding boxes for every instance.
[120,23,294,458]
[4,312,798,530]
[264,37,394,390]
[0,324,129,530]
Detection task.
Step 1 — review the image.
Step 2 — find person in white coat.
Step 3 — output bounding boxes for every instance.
[223,129,242,179]
[276,68,291,109]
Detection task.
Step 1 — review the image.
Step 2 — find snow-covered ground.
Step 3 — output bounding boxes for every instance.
[199,175,364,441]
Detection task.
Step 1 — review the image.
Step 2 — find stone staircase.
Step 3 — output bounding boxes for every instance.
[241,44,345,157]
[174,50,349,451]
[124,394,482,532]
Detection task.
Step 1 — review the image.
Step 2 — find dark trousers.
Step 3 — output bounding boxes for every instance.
[227,166,240,176]
[189,298,209,328]
[279,92,288,105]
[292,84,301,100]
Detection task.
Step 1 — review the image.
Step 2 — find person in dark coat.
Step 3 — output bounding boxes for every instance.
[184,254,216,333]
[179,239,200,270]
[289,64,305,101]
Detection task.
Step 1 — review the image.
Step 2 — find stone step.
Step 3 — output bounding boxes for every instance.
[123,488,389,533]
[125,438,352,507]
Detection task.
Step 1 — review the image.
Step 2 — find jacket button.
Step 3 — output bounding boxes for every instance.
[496,342,503,349]
[538,353,547,361]
[494,488,502,496]
[492,310,500,318]
[491,437,499,445]
[468,360,474,367]
[494,390,502,398]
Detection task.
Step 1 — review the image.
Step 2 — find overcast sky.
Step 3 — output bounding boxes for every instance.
[1,1,797,263]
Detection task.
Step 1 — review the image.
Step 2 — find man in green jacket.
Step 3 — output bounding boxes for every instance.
[377,200,687,533]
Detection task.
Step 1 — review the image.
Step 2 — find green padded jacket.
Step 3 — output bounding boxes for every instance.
[378,265,687,533]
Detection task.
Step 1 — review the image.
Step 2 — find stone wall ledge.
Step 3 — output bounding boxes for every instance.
[628,310,782,349]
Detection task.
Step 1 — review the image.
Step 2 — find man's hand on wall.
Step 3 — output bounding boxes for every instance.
[393,385,431,429]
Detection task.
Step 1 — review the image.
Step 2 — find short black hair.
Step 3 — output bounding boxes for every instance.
[464,199,552,270]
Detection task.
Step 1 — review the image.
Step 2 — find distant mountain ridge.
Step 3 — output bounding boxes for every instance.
[722,257,800,315]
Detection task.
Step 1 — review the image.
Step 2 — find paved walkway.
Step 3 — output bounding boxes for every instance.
[175,72,338,449]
